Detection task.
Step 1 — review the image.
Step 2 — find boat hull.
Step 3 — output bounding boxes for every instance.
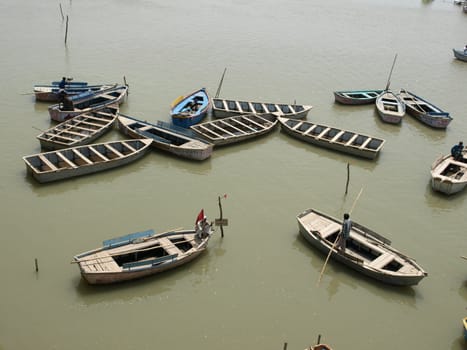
[190,113,278,146]
[170,88,211,128]
[37,106,118,150]
[278,117,385,160]
[453,49,467,62]
[297,208,427,286]
[375,91,405,124]
[48,85,127,122]
[430,152,467,195]
[333,90,384,105]
[117,114,213,161]
[211,98,312,119]
[74,229,213,285]
[398,89,452,129]
[23,139,151,183]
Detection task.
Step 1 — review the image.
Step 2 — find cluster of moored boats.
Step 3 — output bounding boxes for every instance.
[23,80,392,184]
[24,79,466,196]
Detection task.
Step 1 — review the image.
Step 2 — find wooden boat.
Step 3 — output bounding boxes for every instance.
[37,105,118,150]
[170,88,211,128]
[34,83,113,103]
[23,139,151,183]
[453,48,467,62]
[190,113,278,146]
[278,117,385,160]
[297,208,428,286]
[117,114,213,161]
[73,220,215,284]
[48,84,128,122]
[375,90,405,124]
[430,150,467,195]
[333,89,384,105]
[211,97,312,119]
[398,89,452,129]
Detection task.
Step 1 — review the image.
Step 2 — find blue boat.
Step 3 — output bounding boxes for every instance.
[170,88,211,128]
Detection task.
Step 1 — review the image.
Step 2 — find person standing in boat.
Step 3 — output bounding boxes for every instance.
[58,77,67,90]
[451,141,464,161]
[196,216,211,239]
[338,213,352,251]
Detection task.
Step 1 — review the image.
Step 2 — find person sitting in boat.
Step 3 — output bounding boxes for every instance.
[451,141,464,161]
[338,213,352,251]
[196,216,211,239]
[58,77,67,90]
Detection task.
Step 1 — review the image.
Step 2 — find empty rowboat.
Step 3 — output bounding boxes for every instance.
[23,139,151,183]
[278,117,385,160]
[190,113,278,146]
[211,97,312,119]
[37,105,118,150]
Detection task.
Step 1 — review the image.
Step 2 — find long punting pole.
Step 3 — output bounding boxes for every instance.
[384,53,398,91]
[214,68,227,98]
[317,187,364,286]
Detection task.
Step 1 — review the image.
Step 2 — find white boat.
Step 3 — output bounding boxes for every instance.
[73,216,215,285]
[430,150,467,195]
[211,97,312,119]
[278,117,385,160]
[23,139,151,183]
[190,113,278,146]
[37,105,118,150]
[117,114,213,161]
[297,208,428,286]
[375,90,405,124]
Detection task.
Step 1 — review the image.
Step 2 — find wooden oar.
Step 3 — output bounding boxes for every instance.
[317,187,363,286]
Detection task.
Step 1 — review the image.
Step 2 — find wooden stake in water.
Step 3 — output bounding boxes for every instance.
[35,258,39,272]
[214,195,228,238]
[64,15,69,44]
[345,163,350,195]
[317,187,363,286]
[59,4,64,20]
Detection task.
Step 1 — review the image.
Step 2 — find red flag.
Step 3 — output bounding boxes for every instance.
[223,194,228,199]
[195,209,204,225]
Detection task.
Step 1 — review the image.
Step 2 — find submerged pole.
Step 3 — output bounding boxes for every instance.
[283,342,288,350]
[35,258,39,272]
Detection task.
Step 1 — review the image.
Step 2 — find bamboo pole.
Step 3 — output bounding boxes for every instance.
[317,187,364,286]
[384,53,398,91]
[214,68,227,98]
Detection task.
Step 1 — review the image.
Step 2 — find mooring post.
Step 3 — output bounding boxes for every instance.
[35,258,39,272]
[283,342,288,350]
[345,162,350,195]
[218,196,224,237]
